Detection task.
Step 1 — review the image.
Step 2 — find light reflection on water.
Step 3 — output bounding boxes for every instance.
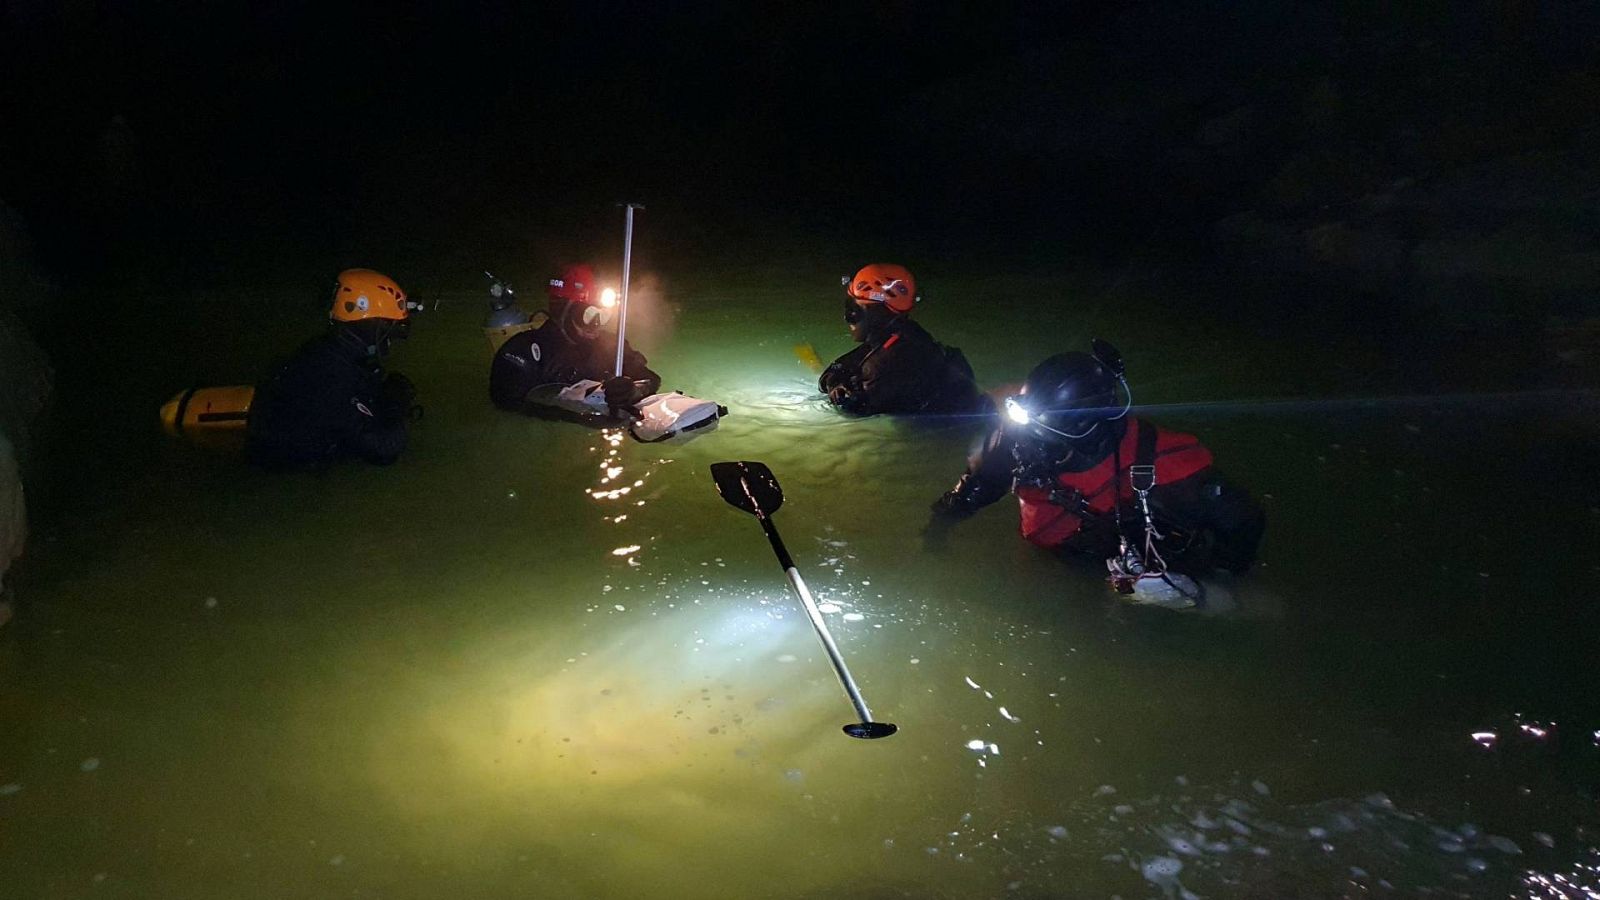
[1,287,1598,898]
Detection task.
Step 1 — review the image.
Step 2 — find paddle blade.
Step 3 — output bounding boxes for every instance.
[843,722,898,740]
[710,461,783,517]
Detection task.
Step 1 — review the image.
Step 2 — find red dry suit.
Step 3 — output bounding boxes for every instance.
[1014,418,1213,549]
[932,416,1264,574]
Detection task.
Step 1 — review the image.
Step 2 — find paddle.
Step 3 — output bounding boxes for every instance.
[709,461,897,740]
[793,342,824,373]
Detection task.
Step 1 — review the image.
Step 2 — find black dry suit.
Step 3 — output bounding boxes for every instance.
[489,317,661,414]
[933,419,1266,576]
[246,332,413,469]
[819,319,984,416]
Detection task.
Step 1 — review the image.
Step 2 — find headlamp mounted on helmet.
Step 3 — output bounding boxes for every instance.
[1005,340,1132,444]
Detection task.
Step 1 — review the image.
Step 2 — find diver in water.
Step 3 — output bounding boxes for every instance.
[246,268,420,469]
[490,264,661,420]
[818,264,986,417]
[929,340,1264,600]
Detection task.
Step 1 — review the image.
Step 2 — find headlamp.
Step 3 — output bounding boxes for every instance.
[1004,396,1032,426]
[599,287,618,309]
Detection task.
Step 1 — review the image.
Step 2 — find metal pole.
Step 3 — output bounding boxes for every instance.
[785,563,877,725]
[614,203,641,377]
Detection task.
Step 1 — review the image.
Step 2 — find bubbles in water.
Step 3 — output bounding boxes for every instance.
[1486,835,1522,855]
[1141,855,1183,883]
[1045,825,1068,840]
[1165,836,1201,856]
[80,757,100,772]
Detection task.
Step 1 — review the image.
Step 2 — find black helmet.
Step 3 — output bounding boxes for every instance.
[1006,341,1129,445]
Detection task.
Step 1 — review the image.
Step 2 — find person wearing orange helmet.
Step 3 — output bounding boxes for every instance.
[490,263,661,418]
[246,268,420,468]
[818,263,985,416]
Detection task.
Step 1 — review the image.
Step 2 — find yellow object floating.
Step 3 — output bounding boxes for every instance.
[486,310,549,355]
[793,342,824,373]
[160,385,254,444]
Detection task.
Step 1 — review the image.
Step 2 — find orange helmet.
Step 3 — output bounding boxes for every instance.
[330,269,409,323]
[548,264,597,304]
[844,263,917,314]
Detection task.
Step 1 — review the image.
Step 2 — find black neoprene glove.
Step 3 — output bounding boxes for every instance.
[603,376,642,415]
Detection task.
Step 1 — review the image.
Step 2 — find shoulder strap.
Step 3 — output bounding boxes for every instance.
[1129,419,1158,492]
[1136,420,1157,467]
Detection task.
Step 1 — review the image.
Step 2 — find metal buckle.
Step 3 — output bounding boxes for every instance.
[1128,464,1156,493]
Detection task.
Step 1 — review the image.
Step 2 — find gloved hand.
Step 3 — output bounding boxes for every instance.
[826,383,855,407]
[603,376,642,415]
[818,362,847,394]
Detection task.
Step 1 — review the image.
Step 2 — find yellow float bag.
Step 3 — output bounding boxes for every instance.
[160,385,254,442]
[485,310,549,355]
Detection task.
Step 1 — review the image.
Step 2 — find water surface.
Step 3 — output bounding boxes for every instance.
[3,267,1597,898]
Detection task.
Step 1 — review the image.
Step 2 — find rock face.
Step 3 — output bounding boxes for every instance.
[0,431,24,598]
[0,199,54,615]
[1214,150,1600,318]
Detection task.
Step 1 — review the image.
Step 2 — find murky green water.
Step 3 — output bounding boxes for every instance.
[3,264,1598,898]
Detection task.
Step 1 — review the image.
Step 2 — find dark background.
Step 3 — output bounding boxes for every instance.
[4,1,1597,307]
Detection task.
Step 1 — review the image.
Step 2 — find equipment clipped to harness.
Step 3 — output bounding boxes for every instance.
[1106,420,1203,608]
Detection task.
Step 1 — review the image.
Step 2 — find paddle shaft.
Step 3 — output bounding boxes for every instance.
[752,510,877,725]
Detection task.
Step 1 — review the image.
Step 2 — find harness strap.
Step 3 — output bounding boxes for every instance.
[1129,419,1157,491]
